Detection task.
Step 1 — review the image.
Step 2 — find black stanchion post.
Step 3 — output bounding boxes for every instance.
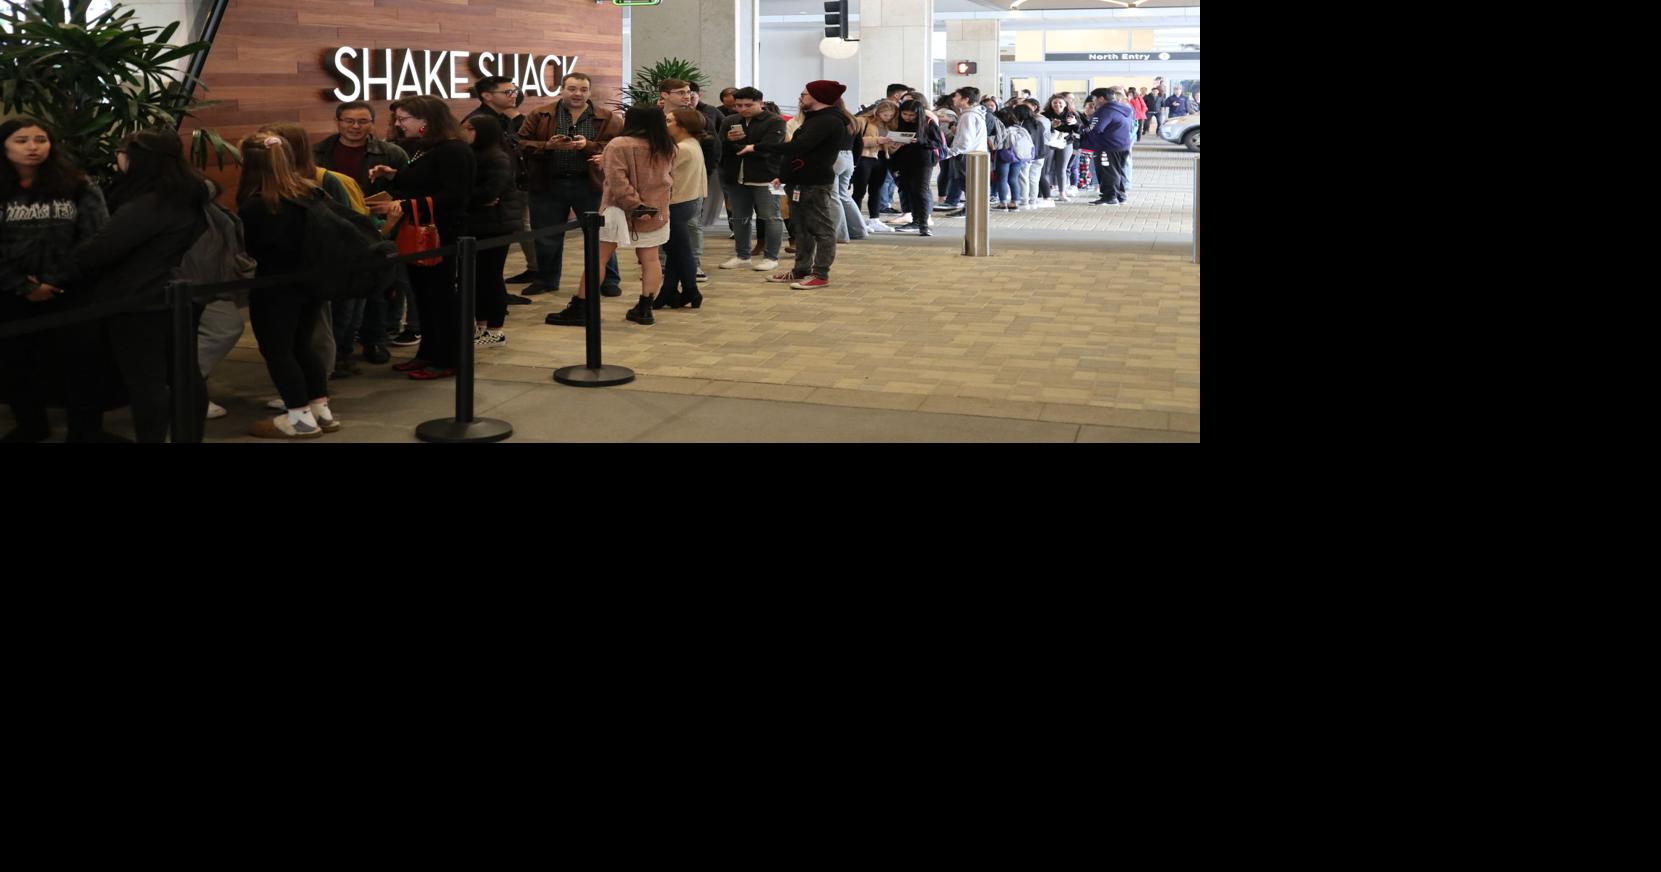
[554,212,635,387]
[416,236,513,443]
[167,281,199,443]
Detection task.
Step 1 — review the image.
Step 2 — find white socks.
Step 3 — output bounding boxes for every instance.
[308,399,334,424]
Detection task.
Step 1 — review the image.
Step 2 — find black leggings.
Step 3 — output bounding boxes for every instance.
[250,287,328,410]
[852,155,887,220]
[896,166,934,230]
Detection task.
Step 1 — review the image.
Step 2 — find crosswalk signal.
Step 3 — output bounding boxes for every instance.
[955,61,977,75]
[824,1,849,39]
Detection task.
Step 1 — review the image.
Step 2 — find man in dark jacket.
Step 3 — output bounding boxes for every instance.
[313,101,410,197]
[465,76,540,294]
[1163,85,1193,119]
[717,87,786,271]
[738,79,848,290]
[1080,87,1135,206]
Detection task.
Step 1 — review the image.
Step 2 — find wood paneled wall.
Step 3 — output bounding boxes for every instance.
[183,0,623,200]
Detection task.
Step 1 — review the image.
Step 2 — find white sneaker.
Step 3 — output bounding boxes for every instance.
[206,401,228,420]
[719,257,752,269]
[883,212,913,225]
[265,398,285,411]
[475,329,506,348]
[753,258,780,271]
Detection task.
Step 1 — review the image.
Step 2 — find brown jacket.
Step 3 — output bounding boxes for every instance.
[598,136,674,234]
[520,101,624,192]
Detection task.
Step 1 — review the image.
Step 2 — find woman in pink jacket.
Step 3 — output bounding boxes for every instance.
[544,106,676,328]
[1128,88,1148,140]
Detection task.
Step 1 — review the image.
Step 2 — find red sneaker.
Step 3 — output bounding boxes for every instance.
[408,367,457,380]
[392,359,429,372]
[790,276,829,290]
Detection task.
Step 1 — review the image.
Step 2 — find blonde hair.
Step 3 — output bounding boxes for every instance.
[864,99,900,131]
[236,133,318,214]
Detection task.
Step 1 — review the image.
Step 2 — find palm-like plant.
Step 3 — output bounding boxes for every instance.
[615,57,708,110]
[0,0,237,181]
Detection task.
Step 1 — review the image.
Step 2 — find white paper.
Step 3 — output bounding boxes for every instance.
[885,131,917,143]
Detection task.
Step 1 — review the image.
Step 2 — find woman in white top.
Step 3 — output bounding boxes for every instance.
[656,108,711,310]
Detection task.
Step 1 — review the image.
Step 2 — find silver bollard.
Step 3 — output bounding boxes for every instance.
[964,151,991,257]
[1192,157,1200,265]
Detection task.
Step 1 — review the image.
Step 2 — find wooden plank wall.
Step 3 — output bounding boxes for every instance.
[183,0,623,201]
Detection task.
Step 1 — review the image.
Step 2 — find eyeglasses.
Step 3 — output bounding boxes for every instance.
[492,88,519,96]
[340,118,373,126]
[394,115,417,123]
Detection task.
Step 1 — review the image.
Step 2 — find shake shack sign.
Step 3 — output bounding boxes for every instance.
[328,48,582,102]
[1045,51,1200,62]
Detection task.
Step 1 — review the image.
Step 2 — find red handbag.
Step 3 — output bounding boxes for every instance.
[396,196,443,266]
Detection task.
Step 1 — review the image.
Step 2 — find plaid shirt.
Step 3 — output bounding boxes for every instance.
[548,102,601,176]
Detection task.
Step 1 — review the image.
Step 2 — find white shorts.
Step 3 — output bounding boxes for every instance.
[598,206,670,249]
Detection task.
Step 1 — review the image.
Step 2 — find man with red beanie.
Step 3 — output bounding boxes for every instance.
[738,79,850,290]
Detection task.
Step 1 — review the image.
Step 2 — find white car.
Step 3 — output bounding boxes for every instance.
[1160,114,1199,152]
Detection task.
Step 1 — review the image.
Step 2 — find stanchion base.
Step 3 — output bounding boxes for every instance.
[415,417,514,443]
[553,364,636,387]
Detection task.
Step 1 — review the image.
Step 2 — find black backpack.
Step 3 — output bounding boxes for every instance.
[292,195,399,300]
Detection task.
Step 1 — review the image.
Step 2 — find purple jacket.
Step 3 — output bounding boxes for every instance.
[1080,100,1135,152]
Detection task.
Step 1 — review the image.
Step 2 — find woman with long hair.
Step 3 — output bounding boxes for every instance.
[545,106,673,327]
[852,100,897,229]
[1013,104,1048,209]
[460,113,522,348]
[0,117,110,442]
[53,129,208,442]
[654,108,710,311]
[1044,94,1082,199]
[235,134,342,438]
[888,100,941,236]
[829,99,866,244]
[1127,87,1149,141]
[367,94,476,379]
[257,122,364,384]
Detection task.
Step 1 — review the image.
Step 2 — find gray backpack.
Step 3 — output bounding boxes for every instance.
[175,202,258,302]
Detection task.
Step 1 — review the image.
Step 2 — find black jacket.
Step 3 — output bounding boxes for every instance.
[313,134,410,197]
[238,191,321,295]
[466,147,523,237]
[62,191,205,307]
[386,139,477,247]
[718,111,785,185]
[755,107,846,186]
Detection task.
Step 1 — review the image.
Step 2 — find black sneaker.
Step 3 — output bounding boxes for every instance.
[360,343,391,364]
[505,294,532,306]
[695,271,709,283]
[506,269,538,284]
[599,283,623,298]
[389,330,421,347]
[521,282,552,296]
[331,357,358,379]
[544,296,587,326]
[918,227,933,237]
[880,207,901,215]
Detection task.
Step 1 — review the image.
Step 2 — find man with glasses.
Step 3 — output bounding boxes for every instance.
[521,71,624,300]
[315,100,411,360]
[467,76,539,296]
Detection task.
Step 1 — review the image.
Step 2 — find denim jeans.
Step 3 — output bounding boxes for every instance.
[994,158,1019,202]
[332,297,365,358]
[944,157,966,206]
[530,175,620,293]
[727,184,782,261]
[661,199,701,297]
[832,150,865,241]
[878,170,896,211]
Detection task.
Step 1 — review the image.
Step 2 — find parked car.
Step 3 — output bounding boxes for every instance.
[1160,113,1199,152]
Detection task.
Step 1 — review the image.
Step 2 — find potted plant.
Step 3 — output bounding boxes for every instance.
[0,0,239,181]
[616,57,708,109]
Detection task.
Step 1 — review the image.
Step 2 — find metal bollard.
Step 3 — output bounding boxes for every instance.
[554,212,635,387]
[964,151,991,257]
[1192,157,1200,265]
[416,236,514,443]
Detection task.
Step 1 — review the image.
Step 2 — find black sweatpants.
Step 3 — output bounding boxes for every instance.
[410,257,459,369]
[896,165,934,230]
[1096,149,1132,203]
[475,243,510,329]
